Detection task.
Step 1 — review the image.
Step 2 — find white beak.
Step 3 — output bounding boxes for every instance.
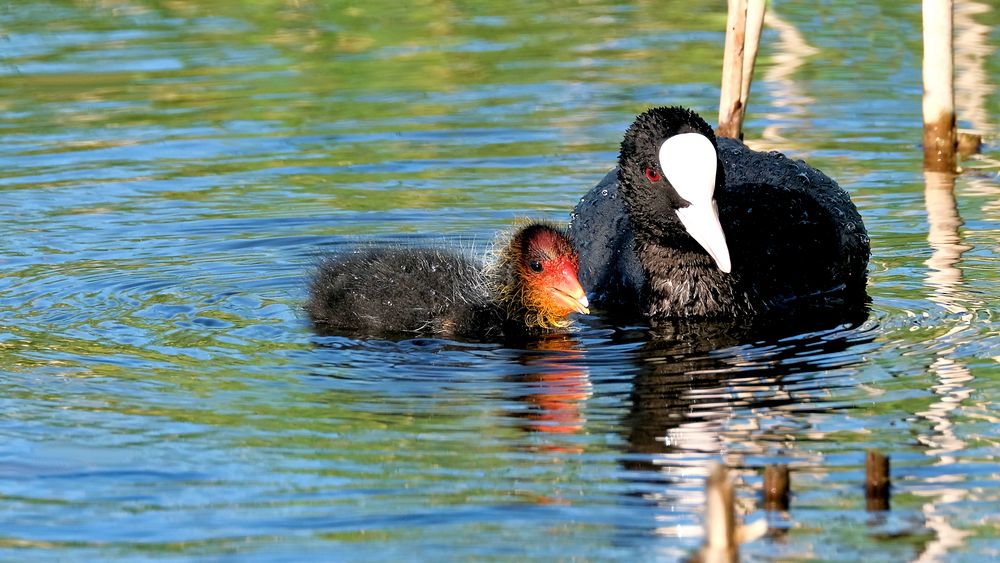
[658,133,732,273]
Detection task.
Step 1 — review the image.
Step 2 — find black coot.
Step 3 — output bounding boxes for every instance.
[569,106,869,318]
[306,222,589,340]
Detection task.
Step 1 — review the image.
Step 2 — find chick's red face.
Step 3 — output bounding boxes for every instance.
[521,228,589,318]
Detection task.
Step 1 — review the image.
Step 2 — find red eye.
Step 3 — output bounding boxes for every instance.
[645,167,661,182]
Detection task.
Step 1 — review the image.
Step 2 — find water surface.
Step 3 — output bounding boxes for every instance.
[2,0,999,560]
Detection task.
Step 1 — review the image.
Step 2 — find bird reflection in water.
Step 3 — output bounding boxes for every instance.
[508,334,591,449]
[624,313,872,466]
[617,314,874,540]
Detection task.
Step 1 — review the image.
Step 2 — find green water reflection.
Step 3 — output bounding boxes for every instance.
[1,0,998,560]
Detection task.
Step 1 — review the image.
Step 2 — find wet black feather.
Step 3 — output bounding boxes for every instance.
[306,247,502,339]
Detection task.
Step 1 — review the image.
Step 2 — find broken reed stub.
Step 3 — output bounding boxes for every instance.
[921,0,957,172]
[923,114,958,173]
[694,464,769,562]
[763,464,790,512]
[957,132,983,159]
[697,463,738,563]
[717,0,747,141]
[865,449,891,511]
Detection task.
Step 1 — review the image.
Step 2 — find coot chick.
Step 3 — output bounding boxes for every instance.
[569,106,870,318]
[306,222,590,340]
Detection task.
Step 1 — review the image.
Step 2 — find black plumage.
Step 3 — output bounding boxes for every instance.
[306,222,589,340]
[569,106,870,318]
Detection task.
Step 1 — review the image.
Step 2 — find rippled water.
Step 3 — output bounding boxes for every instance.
[2,0,998,560]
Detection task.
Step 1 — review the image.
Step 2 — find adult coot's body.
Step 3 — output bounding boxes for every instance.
[306,222,589,340]
[569,106,869,319]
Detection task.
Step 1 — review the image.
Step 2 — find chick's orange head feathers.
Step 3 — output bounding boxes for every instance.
[515,224,590,322]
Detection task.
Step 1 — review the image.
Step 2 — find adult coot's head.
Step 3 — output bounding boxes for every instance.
[617,106,731,273]
[489,222,590,329]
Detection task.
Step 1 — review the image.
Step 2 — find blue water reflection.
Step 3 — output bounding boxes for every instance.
[1,0,998,560]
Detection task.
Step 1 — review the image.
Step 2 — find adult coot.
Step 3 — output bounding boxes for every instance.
[569,106,869,318]
[306,222,589,340]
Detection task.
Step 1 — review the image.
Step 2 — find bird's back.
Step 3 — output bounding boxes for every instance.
[306,247,497,337]
[716,138,870,305]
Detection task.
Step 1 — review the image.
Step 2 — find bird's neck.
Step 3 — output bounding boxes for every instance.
[635,240,754,317]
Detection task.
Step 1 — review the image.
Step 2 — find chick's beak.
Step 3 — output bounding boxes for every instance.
[551,268,590,315]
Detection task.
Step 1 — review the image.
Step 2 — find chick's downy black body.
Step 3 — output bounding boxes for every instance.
[307,247,498,338]
[306,223,589,340]
[569,106,870,319]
